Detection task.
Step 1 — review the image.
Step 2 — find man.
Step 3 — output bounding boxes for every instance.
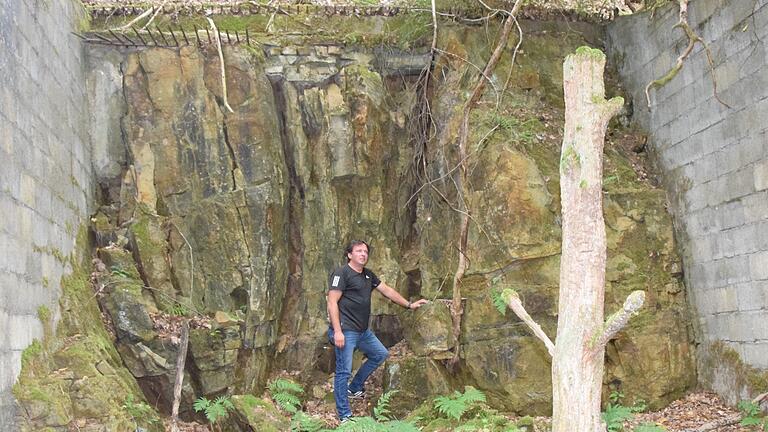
[327,240,428,422]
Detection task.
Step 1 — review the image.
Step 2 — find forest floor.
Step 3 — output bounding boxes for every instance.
[163,388,753,431]
[163,341,755,432]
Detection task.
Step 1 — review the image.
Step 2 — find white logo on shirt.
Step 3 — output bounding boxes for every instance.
[365,275,370,279]
[332,276,341,287]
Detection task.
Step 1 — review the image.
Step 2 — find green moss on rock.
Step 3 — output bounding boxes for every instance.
[231,395,290,431]
[700,341,768,399]
[13,228,161,431]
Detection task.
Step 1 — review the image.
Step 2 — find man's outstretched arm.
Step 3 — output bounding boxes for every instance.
[375,282,429,310]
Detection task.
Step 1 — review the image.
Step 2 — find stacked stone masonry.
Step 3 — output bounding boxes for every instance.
[607,0,768,401]
[0,0,92,430]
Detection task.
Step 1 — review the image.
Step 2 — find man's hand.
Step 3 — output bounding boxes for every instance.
[334,331,345,348]
[409,299,429,309]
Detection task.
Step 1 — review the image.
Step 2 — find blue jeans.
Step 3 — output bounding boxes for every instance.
[328,328,389,419]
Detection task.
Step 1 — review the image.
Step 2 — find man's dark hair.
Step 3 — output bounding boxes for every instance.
[344,240,370,262]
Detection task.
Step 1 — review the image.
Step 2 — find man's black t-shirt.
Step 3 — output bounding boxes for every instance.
[329,264,381,332]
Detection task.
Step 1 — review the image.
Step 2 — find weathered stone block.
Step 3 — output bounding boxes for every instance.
[749,250,768,280]
[753,159,768,191]
[742,342,768,369]
[736,281,767,312]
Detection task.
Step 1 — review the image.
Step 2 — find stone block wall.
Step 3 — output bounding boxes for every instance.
[0,0,92,429]
[607,0,768,404]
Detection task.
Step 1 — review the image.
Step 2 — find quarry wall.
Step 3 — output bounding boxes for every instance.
[1,0,767,426]
[607,0,768,404]
[0,0,92,429]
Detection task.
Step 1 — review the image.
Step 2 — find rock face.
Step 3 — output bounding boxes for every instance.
[379,22,694,415]
[83,17,694,417]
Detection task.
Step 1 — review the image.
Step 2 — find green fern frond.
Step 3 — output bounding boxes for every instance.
[434,387,488,421]
[274,392,302,413]
[215,395,235,410]
[602,403,634,432]
[382,420,420,431]
[335,416,381,432]
[489,288,507,316]
[205,402,227,423]
[193,397,210,413]
[193,395,234,424]
[290,411,325,432]
[434,396,469,420]
[269,378,305,394]
[373,390,398,421]
[460,386,486,404]
[268,378,304,413]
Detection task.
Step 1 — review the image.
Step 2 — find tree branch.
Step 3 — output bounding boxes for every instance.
[502,289,555,357]
[592,290,645,350]
[141,0,167,31]
[449,0,523,366]
[114,6,154,31]
[645,0,730,109]
[206,16,235,114]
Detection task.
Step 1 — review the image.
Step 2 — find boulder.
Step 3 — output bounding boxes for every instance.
[399,302,453,355]
[382,356,457,418]
[189,326,242,395]
[231,395,291,432]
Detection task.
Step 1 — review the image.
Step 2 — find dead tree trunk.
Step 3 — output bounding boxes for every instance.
[552,45,624,432]
[503,47,644,432]
[170,320,190,432]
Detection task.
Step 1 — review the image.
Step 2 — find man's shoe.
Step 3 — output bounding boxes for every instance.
[347,389,364,399]
[340,416,353,423]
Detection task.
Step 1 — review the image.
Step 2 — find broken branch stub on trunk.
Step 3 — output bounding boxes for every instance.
[502,289,555,357]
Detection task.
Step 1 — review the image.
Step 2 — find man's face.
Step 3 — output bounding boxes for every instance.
[348,244,369,267]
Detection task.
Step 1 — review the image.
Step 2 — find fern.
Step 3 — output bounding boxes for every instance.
[738,400,767,429]
[168,302,189,316]
[460,386,486,404]
[336,417,382,432]
[489,288,507,316]
[382,420,421,432]
[193,397,209,413]
[335,416,420,432]
[434,386,487,421]
[269,378,305,394]
[193,396,234,425]
[268,378,304,413]
[289,411,325,432]
[215,395,234,410]
[274,392,302,413]
[602,403,634,432]
[434,396,469,420]
[373,390,398,421]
